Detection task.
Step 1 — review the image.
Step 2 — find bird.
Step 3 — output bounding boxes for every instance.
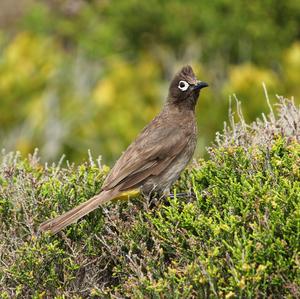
[39,65,208,234]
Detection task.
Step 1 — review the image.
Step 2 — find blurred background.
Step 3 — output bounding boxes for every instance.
[0,0,299,164]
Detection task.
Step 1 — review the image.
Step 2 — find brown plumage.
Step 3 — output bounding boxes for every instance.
[39,65,208,234]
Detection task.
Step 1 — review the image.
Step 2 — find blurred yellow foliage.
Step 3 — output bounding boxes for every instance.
[0,32,59,92]
[283,42,300,96]
[90,56,162,161]
[0,32,60,129]
[93,57,161,110]
[228,63,278,91]
[224,63,280,120]
[0,31,298,163]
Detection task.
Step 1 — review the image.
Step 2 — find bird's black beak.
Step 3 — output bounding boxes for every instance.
[193,81,209,91]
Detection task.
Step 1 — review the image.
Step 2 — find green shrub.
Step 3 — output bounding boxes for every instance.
[0,98,299,298]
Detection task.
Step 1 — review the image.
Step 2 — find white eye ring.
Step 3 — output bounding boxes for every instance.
[178,80,189,91]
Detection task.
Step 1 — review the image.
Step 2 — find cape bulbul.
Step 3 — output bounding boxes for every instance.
[40,65,208,234]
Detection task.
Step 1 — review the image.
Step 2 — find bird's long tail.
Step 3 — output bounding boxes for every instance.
[39,189,139,234]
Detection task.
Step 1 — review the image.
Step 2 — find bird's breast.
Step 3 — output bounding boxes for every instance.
[141,129,197,194]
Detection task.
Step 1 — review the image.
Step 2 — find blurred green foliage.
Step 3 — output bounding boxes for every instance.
[0,0,299,163]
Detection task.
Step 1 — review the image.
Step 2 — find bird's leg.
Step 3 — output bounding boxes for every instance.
[168,192,187,199]
[162,188,191,199]
[168,192,196,199]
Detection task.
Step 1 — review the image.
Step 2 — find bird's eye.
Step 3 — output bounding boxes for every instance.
[178,80,189,91]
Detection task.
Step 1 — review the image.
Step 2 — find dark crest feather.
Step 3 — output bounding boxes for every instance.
[179,65,195,78]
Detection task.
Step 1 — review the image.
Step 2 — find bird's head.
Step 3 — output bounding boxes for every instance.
[168,65,208,107]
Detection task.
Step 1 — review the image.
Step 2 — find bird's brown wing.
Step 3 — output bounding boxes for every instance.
[102,122,190,191]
